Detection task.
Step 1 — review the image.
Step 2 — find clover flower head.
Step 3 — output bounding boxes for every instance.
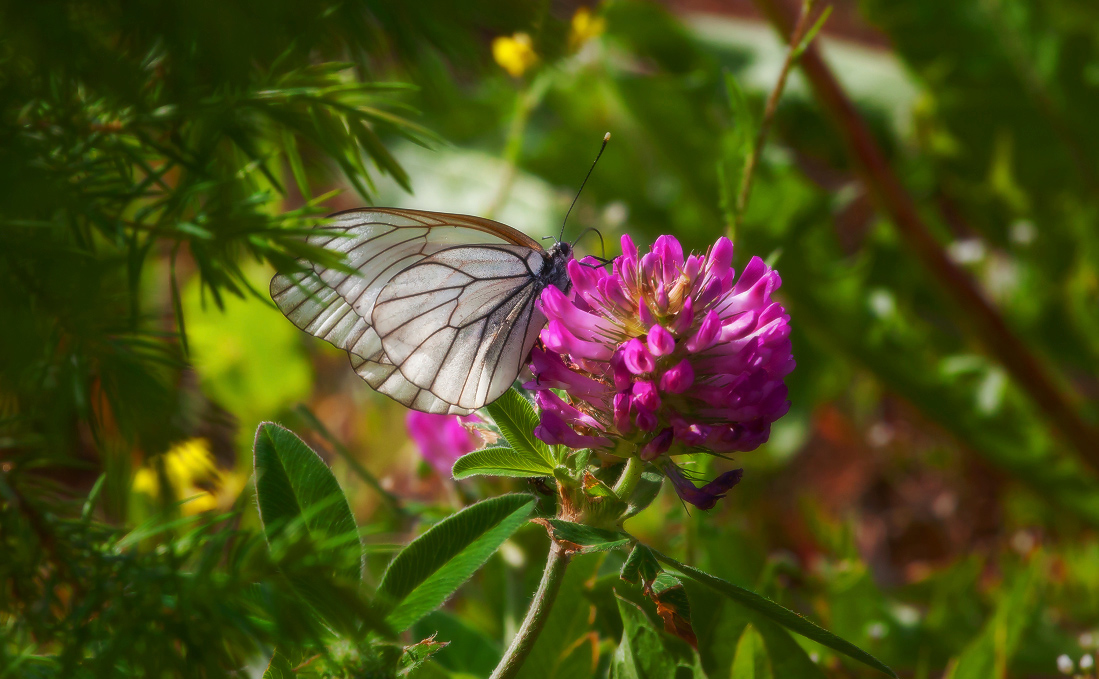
[527,234,794,507]
[406,412,480,477]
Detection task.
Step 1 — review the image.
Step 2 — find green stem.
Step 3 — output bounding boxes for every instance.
[612,456,644,504]
[731,0,820,239]
[490,542,572,679]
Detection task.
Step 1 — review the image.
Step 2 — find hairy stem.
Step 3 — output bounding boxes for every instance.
[731,0,821,239]
[490,541,572,679]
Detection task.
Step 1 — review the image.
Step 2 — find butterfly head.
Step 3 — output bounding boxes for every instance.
[548,240,572,260]
[544,240,573,292]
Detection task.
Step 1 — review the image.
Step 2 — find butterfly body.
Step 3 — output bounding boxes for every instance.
[271,208,572,415]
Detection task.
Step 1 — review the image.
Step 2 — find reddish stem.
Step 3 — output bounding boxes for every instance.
[750,0,1099,469]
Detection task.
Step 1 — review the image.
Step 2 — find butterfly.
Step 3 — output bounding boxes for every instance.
[270,207,574,415]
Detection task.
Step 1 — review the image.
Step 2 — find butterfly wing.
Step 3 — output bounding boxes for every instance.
[270,208,543,415]
[371,245,549,412]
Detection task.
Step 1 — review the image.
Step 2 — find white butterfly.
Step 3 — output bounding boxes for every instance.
[271,208,573,415]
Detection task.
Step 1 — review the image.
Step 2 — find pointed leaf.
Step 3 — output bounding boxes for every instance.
[651,549,897,678]
[483,388,555,467]
[753,617,827,679]
[611,595,680,679]
[377,494,535,631]
[537,519,630,554]
[946,562,1041,679]
[731,625,771,679]
[451,446,555,479]
[624,470,664,519]
[262,647,305,679]
[399,635,449,675]
[253,422,361,585]
[621,544,662,586]
[650,573,697,649]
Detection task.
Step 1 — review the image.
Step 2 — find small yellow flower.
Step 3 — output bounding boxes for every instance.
[569,7,606,50]
[162,438,217,490]
[132,438,239,515]
[493,32,538,78]
[132,467,159,497]
[180,491,219,515]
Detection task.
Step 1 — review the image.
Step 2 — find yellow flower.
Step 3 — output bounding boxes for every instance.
[493,32,538,78]
[180,491,219,515]
[569,7,606,50]
[132,438,240,515]
[162,438,218,490]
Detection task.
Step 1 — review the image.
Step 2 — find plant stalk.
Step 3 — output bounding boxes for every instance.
[490,541,572,679]
[751,0,1099,471]
[732,0,820,239]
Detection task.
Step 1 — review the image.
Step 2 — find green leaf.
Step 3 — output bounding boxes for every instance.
[262,647,305,679]
[649,573,697,649]
[539,519,630,554]
[945,563,1041,679]
[253,423,385,637]
[624,470,664,519]
[451,445,556,479]
[724,70,756,151]
[752,618,827,679]
[377,494,535,631]
[651,549,897,678]
[611,595,680,679]
[253,422,361,585]
[793,6,833,58]
[730,625,771,679]
[621,544,662,586]
[483,388,556,468]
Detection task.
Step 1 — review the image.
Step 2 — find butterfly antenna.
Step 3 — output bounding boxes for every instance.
[571,226,608,261]
[560,132,611,241]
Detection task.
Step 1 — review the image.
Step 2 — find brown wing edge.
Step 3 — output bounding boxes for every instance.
[324,207,544,251]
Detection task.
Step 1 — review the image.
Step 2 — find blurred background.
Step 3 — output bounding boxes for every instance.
[3,0,1099,676]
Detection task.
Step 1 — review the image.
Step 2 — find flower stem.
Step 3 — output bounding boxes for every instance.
[732,0,823,239]
[489,541,572,679]
[484,72,552,221]
[612,455,644,503]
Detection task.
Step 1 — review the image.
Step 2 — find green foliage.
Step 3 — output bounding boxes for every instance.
[254,423,361,583]
[652,548,897,677]
[376,494,535,631]
[252,422,384,639]
[0,471,331,678]
[451,446,556,479]
[611,596,684,679]
[945,562,1042,679]
[6,0,1099,676]
[539,519,630,554]
[483,388,559,467]
[730,626,770,679]
[413,612,501,677]
[750,618,826,679]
